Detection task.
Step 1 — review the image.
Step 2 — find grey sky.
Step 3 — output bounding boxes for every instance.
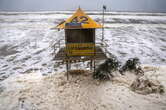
[0,0,166,12]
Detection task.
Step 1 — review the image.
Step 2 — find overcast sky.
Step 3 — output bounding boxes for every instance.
[0,0,166,12]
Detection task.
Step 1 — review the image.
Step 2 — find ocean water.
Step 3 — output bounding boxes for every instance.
[0,11,166,81]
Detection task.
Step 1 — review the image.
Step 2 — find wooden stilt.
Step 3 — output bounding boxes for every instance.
[66,60,69,80]
[93,59,96,74]
[90,60,93,70]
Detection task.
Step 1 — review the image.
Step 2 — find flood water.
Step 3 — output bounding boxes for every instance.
[0,11,166,81]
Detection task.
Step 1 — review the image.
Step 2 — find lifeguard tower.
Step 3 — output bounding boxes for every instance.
[53,8,108,79]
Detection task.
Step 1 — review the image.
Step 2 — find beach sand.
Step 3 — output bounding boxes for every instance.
[0,65,165,110]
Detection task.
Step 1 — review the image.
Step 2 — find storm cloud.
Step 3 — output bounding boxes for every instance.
[0,0,166,12]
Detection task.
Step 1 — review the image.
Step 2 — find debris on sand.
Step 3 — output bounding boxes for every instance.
[92,57,165,95]
[93,57,144,81]
[120,57,144,76]
[93,58,121,80]
[130,76,165,95]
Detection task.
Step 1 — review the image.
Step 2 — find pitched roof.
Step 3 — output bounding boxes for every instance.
[56,8,102,29]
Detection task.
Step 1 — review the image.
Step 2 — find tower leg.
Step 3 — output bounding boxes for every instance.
[93,59,96,74]
[66,61,69,80]
[90,60,93,70]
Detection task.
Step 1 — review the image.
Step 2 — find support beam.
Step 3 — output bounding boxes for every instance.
[90,60,93,70]
[93,59,96,74]
[66,60,69,80]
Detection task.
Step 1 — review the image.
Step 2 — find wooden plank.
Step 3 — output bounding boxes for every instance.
[56,57,95,65]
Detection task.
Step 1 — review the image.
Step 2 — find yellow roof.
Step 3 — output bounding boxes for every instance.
[56,8,102,29]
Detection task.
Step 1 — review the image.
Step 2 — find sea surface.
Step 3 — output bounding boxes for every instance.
[0,11,166,81]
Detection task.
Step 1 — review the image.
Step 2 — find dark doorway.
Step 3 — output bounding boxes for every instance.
[65,29,95,43]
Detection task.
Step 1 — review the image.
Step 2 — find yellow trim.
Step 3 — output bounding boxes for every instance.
[66,43,95,56]
[56,8,102,29]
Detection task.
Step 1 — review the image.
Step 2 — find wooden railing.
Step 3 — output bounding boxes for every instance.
[51,37,110,57]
